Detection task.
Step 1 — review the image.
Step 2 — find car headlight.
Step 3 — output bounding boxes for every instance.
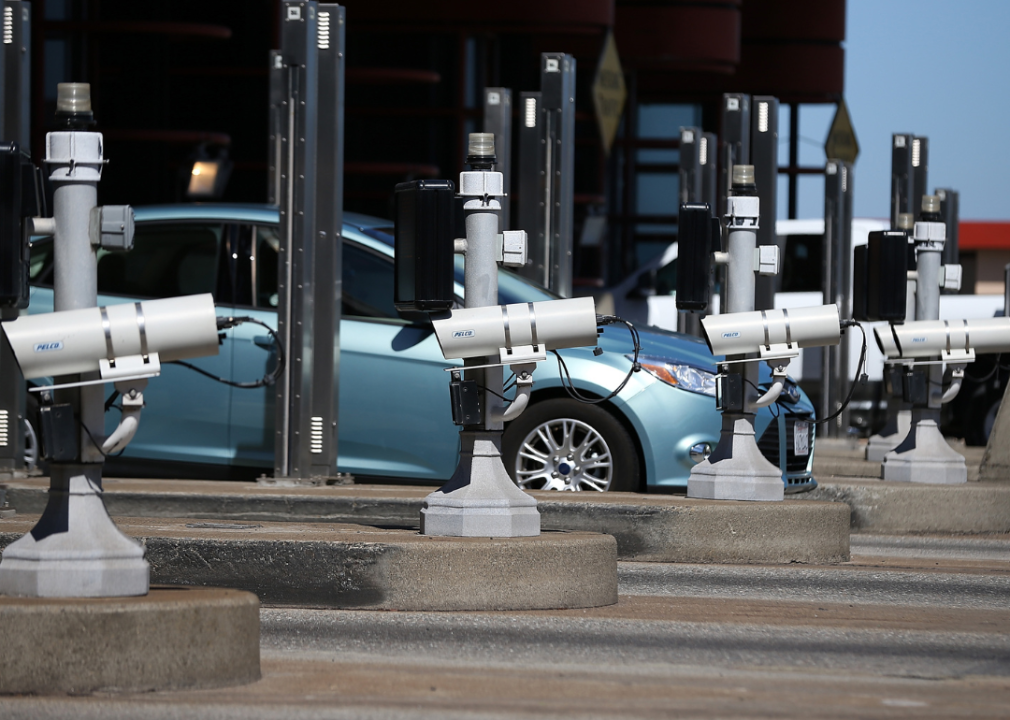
[632,355,717,397]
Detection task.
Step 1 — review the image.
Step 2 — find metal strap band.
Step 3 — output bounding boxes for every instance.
[963,318,970,352]
[528,302,539,348]
[782,307,793,346]
[944,320,951,354]
[501,305,512,348]
[100,306,116,366]
[135,302,149,361]
[761,310,770,349]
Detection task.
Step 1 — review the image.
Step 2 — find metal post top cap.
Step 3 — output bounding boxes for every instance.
[56,83,92,114]
[732,165,755,186]
[921,195,941,214]
[468,133,495,158]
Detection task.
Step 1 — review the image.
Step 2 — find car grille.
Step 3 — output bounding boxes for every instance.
[757,413,814,477]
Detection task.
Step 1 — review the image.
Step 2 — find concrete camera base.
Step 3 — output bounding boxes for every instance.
[0,586,260,695]
[422,431,540,538]
[881,414,967,485]
[1,518,619,611]
[688,415,785,502]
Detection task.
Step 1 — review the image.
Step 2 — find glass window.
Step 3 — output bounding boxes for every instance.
[254,232,398,319]
[29,240,55,285]
[96,223,223,299]
[343,244,396,319]
[254,225,281,308]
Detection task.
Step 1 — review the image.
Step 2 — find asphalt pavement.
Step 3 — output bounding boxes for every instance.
[2,532,1008,719]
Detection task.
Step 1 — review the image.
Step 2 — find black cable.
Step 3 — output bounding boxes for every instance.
[78,417,125,458]
[104,389,120,412]
[553,314,641,405]
[477,383,509,402]
[168,316,286,389]
[963,354,1002,384]
[813,320,867,426]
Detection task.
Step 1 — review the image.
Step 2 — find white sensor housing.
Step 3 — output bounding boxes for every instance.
[874,317,1010,362]
[432,296,598,362]
[701,304,841,359]
[3,293,219,380]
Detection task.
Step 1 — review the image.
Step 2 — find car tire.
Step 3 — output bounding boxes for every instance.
[501,398,641,492]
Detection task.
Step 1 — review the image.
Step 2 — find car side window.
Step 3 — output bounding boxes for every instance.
[342,243,396,319]
[96,223,223,299]
[254,231,397,319]
[655,259,676,295]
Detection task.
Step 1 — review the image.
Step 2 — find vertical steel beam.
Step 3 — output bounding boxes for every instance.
[274,1,342,480]
[719,93,750,218]
[788,103,799,219]
[936,187,959,275]
[821,160,853,436]
[891,133,914,228]
[483,87,511,231]
[3,1,29,148]
[267,50,284,206]
[516,90,543,283]
[540,53,576,298]
[751,96,779,311]
[0,1,30,475]
[677,127,705,336]
[701,131,718,213]
[307,4,343,478]
[678,126,702,204]
[911,135,929,215]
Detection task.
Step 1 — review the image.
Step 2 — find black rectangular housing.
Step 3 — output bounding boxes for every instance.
[676,203,715,311]
[449,373,480,426]
[0,143,28,309]
[393,179,456,316]
[716,373,744,412]
[39,403,78,462]
[852,244,869,321]
[866,230,908,322]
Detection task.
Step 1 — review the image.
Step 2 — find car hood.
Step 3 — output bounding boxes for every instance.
[596,322,717,372]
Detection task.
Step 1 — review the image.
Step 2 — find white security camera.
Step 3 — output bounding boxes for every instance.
[701,304,841,359]
[874,317,1010,362]
[431,296,598,363]
[2,293,220,386]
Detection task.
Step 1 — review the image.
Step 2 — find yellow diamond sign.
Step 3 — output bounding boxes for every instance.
[592,32,626,156]
[824,99,859,164]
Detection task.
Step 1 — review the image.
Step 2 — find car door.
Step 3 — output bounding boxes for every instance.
[24,221,235,467]
[229,226,459,479]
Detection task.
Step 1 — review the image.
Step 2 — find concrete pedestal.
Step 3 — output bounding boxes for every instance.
[865,407,911,462]
[0,465,148,597]
[881,410,967,484]
[688,414,784,501]
[0,586,260,694]
[422,431,540,537]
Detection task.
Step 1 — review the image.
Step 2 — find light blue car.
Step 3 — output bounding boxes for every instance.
[26,204,817,492]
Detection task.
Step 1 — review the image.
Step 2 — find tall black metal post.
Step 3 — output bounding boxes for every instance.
[719,93,750,218]
[516,54,575,297]
[936,187,959,277]
[751,96,779,311]
[891,133,915,228]
[911,136,929,214]
[0,0,30,475]
[821,159,853,437]
[273,1,343,480]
